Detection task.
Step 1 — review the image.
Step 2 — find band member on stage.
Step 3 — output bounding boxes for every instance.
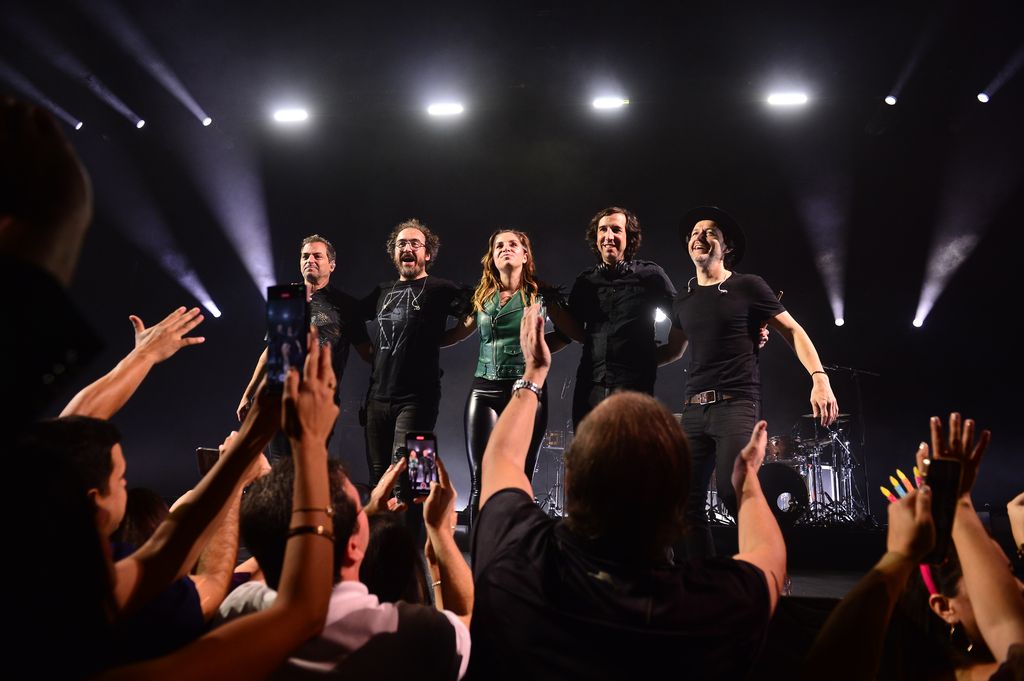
[558,206,687,427]
[359,219,472,486]
[672,206,839,558]
[236,234,370,456]
[442,229,570,529]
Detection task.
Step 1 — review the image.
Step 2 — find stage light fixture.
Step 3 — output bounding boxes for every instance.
[766,92,808,106]
[592,97,629,109]
[202,117,212,127]
[884,96,897,106]
[273,108,309,123]
[427,102,464,116]
[136,119,145,129]
[912,318,923,328]
[977,92,990,103]
[75,121,83,130]
[835,318,844,327]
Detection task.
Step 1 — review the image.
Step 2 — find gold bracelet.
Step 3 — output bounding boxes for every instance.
[287,525,335,542]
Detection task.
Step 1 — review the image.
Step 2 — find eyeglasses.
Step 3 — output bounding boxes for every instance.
[396,239,425,250]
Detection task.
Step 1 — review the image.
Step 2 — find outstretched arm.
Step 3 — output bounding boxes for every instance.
[767,311,838,427]
[926,413,1023,663]
[424,455,474,627]
[731,421,787,614]
[801,484,934,681]
[61,306,206,419]
[479,304,550,509]
[237,347,268,421]
[657,327,688,366]
[441,315,478,347]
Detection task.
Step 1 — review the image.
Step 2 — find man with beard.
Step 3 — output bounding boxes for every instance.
[237,234,370,456]
[360,218,472,486]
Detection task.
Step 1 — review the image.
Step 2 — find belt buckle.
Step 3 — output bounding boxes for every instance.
[696,389,718,405]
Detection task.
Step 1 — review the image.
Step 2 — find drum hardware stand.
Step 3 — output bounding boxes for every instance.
[534,422,570,518]
[824,363,881,527]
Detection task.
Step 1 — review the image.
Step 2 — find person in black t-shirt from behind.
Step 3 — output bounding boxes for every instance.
[359,219,472,487]
[557,206,688,427]
[236,234,371,456]
[671,206,839,559]
[469,304,785,681]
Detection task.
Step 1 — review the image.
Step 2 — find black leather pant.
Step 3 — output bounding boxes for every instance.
[464,383,548,529]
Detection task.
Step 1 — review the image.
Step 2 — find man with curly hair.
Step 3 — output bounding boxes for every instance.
[561,206,686,427]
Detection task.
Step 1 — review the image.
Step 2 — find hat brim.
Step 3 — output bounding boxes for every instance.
[679,206,745,266]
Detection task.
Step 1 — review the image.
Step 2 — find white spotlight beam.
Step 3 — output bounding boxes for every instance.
[0,60,83,130]
[427,102,464,116]
[980,46,1024,101]
[766,92,808,106]
[8,11,143,126]
[78,0,212,126]
[592,96,629,109]
[273,108,309,123]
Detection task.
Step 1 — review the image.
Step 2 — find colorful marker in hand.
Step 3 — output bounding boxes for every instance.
[888,475,907,498]
[880,486,899,503]
[913,466,923,487]
[896,469,914,492]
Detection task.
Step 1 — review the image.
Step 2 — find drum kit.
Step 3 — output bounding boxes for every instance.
[752,413,871,527]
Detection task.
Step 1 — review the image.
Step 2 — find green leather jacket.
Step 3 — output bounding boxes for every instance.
[475,291,532,380]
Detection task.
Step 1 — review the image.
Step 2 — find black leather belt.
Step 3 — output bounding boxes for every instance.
[684,390,735,406]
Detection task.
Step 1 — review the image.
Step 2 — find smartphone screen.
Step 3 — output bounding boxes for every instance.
[923,458,963,564]
[405,432,439,498]
[196,447,219,478]
[266,284,310,391]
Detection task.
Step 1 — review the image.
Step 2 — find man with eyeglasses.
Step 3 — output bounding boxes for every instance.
[236,234,371,456]
[358,219,472,487]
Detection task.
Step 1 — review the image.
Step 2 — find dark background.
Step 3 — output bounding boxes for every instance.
[4,0,1021,517]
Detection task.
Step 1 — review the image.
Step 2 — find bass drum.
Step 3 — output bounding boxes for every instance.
[758,462,808,527]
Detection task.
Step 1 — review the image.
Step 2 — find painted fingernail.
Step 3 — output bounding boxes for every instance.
[918,442,927,450]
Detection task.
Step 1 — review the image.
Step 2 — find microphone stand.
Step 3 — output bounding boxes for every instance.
[824,363,881,525]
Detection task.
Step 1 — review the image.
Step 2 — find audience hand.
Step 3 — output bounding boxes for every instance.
[242,378,281,442]
[283,328,338,445]
[1008,491,1024,550]
[424,454,456,533]
[757,324,769,349]
[520,303,551,383]
[731,420,768,494]
[364,458,408,515]
[922,412,991,498]
[0,98,92,286]
[130,306,206,363]
[886,486,935,562]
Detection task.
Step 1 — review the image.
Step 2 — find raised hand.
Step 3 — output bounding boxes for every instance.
[731,420,768,494]
[424,454,456,532]
[283,328,339,445]
[130,306,206,363]
[885,487,935,562]
[364,458,408,516]
[927,412,991,497]
[519,303,551,381]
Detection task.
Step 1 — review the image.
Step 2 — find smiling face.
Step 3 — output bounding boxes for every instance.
[596,212,627,265]
[300,240,336,287]
[393,227,430,280]
[687,219,731,268]
[491,230,529,274]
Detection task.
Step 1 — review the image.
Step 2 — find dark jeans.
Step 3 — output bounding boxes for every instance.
[680,398,759,560]
[464,384,548,529]
[572,380,653,429]
[364,397,440,546]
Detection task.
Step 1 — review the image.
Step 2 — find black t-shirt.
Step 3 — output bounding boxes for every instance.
[311,285,369,400]
[468,489,772,681]
[360,276,471,402]
[568,260,677,391]
[670,272,786,402]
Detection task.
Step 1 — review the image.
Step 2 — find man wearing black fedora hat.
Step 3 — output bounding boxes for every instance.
[671,206,838,559]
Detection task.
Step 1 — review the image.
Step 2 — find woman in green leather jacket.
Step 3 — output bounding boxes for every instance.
[445,229,570,530]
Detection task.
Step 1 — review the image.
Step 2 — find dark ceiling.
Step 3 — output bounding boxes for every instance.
[4,0,1022,511]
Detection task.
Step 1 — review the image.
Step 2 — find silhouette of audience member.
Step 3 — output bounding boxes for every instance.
[360,513,430,605]
[468,305,786,680]
[112,488,170,550]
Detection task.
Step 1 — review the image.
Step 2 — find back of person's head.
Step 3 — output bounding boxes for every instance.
[17,433,115,677]
[563,392,690,558]
[112,487,169,547]
[240,458,358,590]
[360,513,429,604]
[20,416,120,492]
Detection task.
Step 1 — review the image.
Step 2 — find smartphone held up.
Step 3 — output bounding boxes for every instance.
[266,284,311,391]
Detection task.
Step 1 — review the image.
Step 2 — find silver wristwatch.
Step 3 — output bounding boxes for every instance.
[511,378,543,398]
